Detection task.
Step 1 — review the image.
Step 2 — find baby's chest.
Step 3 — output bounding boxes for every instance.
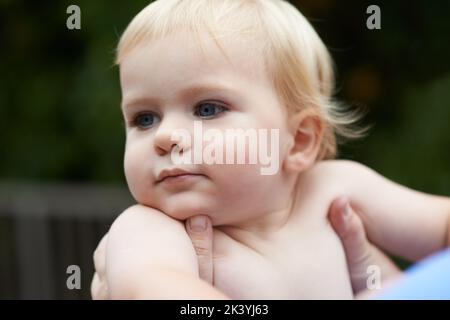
[212,227,353,299]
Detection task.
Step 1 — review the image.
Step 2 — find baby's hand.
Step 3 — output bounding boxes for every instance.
[328,197,402,296]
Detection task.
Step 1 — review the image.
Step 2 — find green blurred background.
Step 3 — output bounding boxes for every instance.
[0,0,449,299]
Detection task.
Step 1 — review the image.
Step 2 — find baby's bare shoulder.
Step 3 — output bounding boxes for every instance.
[306,159,373,186]
[293,160,376,213]
[108,204,196,264]
[310,159,369,174]
[105,205,199,293]
[111,204,185,234]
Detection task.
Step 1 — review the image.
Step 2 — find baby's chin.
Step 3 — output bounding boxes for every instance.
[162,202,252,227]
[169,202,218,221]
[136,191,251,226]
[144,192,221,222]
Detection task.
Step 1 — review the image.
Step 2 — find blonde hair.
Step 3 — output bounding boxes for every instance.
[116,0,364,160]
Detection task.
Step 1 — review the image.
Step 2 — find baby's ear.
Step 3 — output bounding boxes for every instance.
[284,110,324,173]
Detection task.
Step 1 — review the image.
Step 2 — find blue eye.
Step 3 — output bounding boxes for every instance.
[134,113,160,129]
[195,103,227,119]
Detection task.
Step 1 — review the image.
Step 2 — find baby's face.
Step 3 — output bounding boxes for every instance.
[120,31,295,225]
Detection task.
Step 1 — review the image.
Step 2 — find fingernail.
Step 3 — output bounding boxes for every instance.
[189,216,206,232]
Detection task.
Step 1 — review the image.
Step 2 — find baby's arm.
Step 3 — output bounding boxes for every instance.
[336,160,450,261]
[104,204,228,299]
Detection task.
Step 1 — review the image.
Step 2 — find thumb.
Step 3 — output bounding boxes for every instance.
[185,215,214,285]
[329,197,401,294]
[329,197,369,261]
[329,197,375,292]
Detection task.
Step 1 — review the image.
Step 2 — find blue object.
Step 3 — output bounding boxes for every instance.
[375,248,450,300]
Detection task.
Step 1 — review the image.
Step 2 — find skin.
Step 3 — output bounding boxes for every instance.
[90,201,401,299]
[91,29,450,299]
[185,199,404,299]
[120,30,298,228]
[107,29,353,299]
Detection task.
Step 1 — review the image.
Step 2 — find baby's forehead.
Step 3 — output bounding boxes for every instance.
[120,30,273,99]
[136,30,264,71]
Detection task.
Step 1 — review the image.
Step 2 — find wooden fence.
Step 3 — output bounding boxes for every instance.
[0,182,134,299]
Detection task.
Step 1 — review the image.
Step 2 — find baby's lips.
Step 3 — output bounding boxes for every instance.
[155,166,206,183]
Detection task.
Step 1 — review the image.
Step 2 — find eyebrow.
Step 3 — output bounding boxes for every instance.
[122,83,239,109]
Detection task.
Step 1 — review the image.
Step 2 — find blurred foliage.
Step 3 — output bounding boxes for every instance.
[0,0,449,196]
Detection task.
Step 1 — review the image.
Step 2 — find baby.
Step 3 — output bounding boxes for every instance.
[92,0,450,299]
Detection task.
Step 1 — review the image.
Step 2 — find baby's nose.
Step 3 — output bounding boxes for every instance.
[153,114,192,156]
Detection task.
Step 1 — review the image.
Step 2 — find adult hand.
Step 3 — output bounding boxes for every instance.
[185,215,214,285]
[328,197,402,296]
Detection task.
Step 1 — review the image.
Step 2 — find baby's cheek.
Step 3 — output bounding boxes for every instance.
[123,148,136,182]
[124,163,139,202]
[212,163,266,198]
[123,149,148,202]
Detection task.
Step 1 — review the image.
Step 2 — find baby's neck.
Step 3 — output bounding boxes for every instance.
[215,196,298,249]
[214,172,305,246]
